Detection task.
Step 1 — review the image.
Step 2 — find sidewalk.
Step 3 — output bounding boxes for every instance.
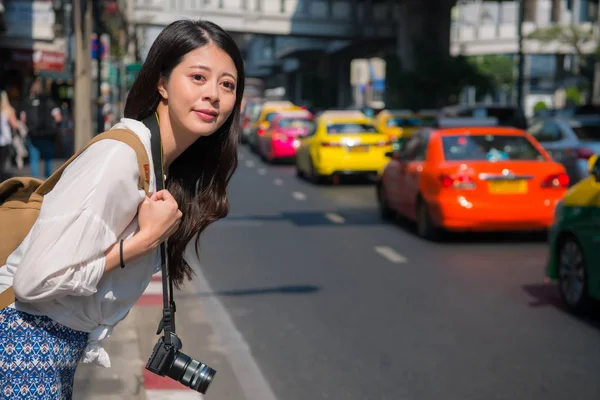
[72,309,146,400]
[73,274,248,399]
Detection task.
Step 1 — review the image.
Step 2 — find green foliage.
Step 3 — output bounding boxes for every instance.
[527,25,596,72]
[469,55,515,90]
[565,86,582,105]
[527,25,596,50]
[533,100,549,113]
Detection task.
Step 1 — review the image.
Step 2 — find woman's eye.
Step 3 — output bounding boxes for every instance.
[192,74,205,82]
[222,81,235,91]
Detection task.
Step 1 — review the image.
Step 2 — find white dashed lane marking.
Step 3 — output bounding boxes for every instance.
[258,168,267,175]
[292,192,306,201]
[273,178,284,186]
[245,160,255,168]
[324,213,345,224]
[374,246,408,263]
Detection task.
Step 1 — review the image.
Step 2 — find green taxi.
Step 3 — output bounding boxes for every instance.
[547,154,600,313]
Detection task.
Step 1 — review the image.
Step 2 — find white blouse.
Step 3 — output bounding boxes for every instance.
[0,118,163,368]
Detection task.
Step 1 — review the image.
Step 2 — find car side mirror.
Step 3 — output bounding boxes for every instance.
[588,154,600,181]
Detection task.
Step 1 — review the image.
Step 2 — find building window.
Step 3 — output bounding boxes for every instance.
[582,0,599,22]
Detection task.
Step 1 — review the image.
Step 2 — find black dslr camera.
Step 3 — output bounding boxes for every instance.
[146,331,216,394]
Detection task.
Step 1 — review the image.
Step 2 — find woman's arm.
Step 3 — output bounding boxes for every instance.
[8,109,18,130]
[12,140,151,302]
[103,230,155,273]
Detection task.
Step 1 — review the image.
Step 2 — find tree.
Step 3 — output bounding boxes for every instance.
[527,25,596,75]
[469,55,515,92]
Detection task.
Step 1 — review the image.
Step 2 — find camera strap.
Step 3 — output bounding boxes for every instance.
[143,114,177,342]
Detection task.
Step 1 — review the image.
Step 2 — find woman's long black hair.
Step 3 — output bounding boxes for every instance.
[124,20,245,287]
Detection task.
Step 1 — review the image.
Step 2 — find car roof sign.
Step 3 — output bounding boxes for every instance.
[318,110,367,119]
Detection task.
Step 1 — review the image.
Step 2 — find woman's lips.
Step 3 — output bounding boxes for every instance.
[194,110,217,122]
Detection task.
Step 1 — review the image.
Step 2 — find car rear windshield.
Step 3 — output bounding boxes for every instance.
[279,119,315,129]
[570,123,600,141]
[442,134,544,161]
[386,117,422,127]
[265,112,279,123]
[420,117,437,126]
[326,123,379,134]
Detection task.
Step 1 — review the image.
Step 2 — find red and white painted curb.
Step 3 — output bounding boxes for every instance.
[138,272,204,399]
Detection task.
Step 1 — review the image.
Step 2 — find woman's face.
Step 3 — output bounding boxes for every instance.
[158,43,238,138]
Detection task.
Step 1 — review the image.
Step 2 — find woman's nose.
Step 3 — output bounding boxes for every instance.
[202,82,219,103]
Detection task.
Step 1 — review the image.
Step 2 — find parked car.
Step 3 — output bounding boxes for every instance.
[528,116,600,185]
[546,153,600,313]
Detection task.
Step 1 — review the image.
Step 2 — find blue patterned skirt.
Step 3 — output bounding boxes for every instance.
[0,307,88,399]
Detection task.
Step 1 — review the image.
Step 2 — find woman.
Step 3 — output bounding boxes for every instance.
[0,19,244,399]
[0,90,18,181]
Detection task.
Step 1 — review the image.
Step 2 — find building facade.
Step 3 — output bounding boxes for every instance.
[0,0,69,104]
[451,0,599,112]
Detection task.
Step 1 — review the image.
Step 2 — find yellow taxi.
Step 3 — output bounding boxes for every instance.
[295,110,393,183]
[374,109,423,143]
[248,100,298,151]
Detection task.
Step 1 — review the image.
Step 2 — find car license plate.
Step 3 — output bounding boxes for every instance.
[488,180,528,194]
[348,145,369,153]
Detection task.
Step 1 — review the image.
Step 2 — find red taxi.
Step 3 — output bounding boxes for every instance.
[376,119,569,239]
[258,109,315,163]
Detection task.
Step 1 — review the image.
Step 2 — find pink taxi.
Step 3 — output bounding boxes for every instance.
[258,109,316,163]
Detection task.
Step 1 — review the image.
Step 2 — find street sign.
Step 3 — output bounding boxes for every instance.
[125,63,143,88]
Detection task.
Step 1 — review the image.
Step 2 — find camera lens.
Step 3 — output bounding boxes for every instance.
[168,352,216,394]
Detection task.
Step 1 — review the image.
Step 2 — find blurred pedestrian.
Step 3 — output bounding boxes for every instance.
[0,90,19,181]
[20,77,62,178]
[0,19,244,399]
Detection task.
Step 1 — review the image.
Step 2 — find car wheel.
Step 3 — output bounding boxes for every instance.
[417,199,440,241]
[377,183,394,220]
[309,158,324,184]
[557,236,590,313]
[295,158,305,178]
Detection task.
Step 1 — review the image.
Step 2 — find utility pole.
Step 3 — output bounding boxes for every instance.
[516,0,526,114]
[73,0,93,151]
[94,0,105,134]
[593,5,600,104]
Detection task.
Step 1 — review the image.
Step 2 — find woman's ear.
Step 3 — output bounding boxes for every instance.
[157,77,168,100]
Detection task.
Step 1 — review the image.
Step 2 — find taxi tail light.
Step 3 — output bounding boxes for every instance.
[320,142,342,147]
[440,174,476,190]
[257,128,266,136]
[567,147,595,160]
[541,172,569,189]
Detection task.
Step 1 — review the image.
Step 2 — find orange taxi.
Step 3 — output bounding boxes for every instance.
[376,119,569,239]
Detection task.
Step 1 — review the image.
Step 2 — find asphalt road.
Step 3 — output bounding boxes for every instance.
[193,147,600,400]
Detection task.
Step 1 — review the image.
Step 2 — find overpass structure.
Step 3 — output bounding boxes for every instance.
[130,0,588,110]
[129,0,456,108]
[130,0,397,39]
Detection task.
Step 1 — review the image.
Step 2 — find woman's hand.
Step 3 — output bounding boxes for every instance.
[137,190,183,250]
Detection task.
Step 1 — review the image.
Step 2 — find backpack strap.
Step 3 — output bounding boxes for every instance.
[36,129,151,196]
[0,287,15,310]
[0,129,151,310]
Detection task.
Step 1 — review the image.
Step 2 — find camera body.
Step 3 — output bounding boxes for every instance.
[146,331,216,394]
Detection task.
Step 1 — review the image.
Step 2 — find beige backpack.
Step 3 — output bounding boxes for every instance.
[0,129,150,308]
